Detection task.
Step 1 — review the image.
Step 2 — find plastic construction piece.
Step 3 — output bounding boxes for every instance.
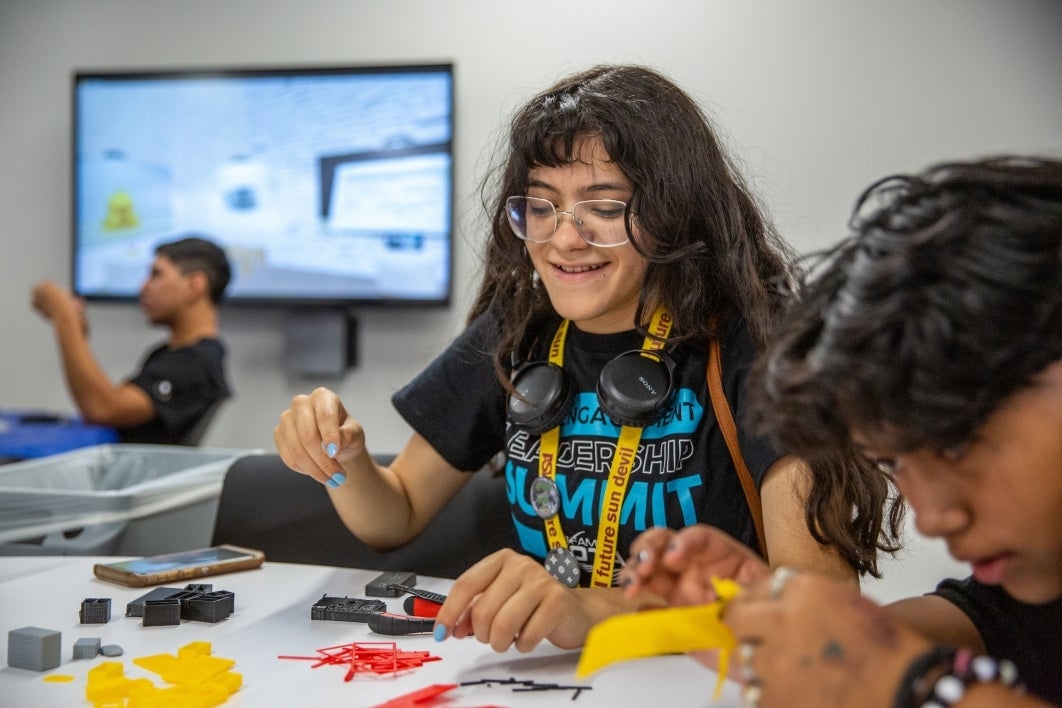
[126,586,185,617]
[86,642,242,705]
[182,591,235,623]
[390,583,446,618]
[8,626,61,671]
[278,641,441,682]
[310,594,387,622]
[375,683,459,707]
[79,597,111,624]
[73,637,102,660]
[388,583,447,605]
[127,584,235,624]
[460,676,593,700]
[577,577,742,699]
[402,595,442,619]
[143,598,182,626]
[100,644,124,657]
[366,612,436,636]
[365,571,417,597]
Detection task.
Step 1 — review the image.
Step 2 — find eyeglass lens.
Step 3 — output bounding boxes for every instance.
[505,196,628,246]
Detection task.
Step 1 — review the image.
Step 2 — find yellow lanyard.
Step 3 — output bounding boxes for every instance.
[538,306,673,588]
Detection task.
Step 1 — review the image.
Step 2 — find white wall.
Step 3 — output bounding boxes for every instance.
[2,0,1061,596]
[2,0,1061,461]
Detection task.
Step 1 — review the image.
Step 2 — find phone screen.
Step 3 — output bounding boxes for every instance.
[105,547,253,575]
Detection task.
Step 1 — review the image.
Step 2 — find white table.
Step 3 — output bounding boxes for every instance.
[0,557,739,707]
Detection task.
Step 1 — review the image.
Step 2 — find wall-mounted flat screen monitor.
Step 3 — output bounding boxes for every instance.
[72,63,454,307]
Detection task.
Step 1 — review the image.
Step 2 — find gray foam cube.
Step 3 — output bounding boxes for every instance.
[73,637,101,660]
[7,626,61,671]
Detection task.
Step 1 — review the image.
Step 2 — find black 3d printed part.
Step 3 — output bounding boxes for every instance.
[365,571,417,597]
[309,595,387,622]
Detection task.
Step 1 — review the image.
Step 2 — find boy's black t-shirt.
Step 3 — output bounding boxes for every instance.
[120,338,231,445]
[933,576,1062,704]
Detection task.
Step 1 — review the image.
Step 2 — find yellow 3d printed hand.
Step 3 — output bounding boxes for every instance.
[576,578,742,699]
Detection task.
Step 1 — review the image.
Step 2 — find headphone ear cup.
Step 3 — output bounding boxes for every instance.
[508,361,573,435]
[597,349,676,427]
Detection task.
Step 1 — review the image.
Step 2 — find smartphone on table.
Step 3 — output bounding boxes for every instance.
[93,544,265,587]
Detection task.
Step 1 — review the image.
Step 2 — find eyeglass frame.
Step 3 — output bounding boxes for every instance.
[504,195,632,248]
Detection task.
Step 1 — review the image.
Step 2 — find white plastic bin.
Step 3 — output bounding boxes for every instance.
[0,444,256,556]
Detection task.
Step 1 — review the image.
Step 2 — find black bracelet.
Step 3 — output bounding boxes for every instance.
[893,645,956,708]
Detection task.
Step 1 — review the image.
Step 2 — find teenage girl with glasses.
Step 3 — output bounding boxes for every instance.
[273,64,901,653]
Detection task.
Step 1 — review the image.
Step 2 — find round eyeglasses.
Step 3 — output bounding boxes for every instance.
[505,196,630,247]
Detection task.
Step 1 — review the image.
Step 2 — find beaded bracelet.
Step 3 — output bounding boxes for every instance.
[894,645,1023,708]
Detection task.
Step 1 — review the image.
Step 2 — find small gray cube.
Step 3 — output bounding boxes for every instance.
[73,637,101,660]
[7,626,61,672]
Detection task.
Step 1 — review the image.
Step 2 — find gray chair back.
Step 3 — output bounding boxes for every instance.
[210,453,515,578]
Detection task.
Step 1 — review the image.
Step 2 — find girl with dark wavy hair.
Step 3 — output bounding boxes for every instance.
[274,64,898,654]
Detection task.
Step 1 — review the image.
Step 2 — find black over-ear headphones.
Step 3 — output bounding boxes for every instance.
[507,348,677,434]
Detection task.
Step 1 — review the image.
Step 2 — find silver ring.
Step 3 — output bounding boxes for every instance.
[741,680,763,708]
[768,566,797,600]
[739,642,757,682]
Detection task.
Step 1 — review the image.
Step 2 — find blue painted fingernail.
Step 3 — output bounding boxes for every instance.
[326,442,338,458]
[325,477,339,488]
[433,624,447,642]
[329,472,346,486]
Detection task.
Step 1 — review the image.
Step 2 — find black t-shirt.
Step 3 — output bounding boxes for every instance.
[120,338,231,445]
[933,577,1062,704]
[392,310,781,586]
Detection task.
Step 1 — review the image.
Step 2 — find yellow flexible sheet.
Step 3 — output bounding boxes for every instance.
[576,578,742,699]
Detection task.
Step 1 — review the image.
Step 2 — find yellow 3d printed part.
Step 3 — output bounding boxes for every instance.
[86,641,242,706]
[576,578,742,699]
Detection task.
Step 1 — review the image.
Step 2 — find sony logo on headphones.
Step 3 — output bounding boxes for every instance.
[638,376,657,395]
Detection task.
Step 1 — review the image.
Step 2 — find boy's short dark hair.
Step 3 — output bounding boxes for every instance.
[753,156,1062,456]
[156,236,232,304]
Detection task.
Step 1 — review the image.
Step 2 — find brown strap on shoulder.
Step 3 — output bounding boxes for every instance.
[707,339,769,561]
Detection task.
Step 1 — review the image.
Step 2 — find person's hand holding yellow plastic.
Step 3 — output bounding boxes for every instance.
[576,525,772,698]
[577,576,743,699]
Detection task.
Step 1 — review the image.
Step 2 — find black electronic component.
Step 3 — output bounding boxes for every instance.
[365,612,436,636]
[309,595,387,622]
[364,571,417,597]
